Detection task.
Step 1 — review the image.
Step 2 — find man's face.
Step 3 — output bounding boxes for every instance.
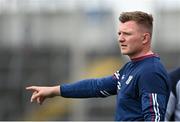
[118,21,146,59]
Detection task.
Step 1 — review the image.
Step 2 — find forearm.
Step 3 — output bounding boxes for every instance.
[60,79,97,98]
[60,76,117,98]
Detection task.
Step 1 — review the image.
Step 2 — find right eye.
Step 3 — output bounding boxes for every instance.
[124,32,131,35]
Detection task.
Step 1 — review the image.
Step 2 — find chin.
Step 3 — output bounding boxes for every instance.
[121,50,128,55]
[121,52,129,55]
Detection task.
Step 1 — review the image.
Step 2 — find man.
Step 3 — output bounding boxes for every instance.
[165,67,180,121]
[26,11,170,121]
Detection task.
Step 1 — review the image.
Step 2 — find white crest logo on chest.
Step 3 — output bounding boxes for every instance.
[125,75,133,84]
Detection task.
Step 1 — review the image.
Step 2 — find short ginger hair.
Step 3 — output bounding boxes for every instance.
[119,11,153,36]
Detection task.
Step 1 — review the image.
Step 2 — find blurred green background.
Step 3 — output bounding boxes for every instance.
[0,0,179,121]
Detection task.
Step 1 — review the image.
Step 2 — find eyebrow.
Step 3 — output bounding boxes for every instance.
[118,31,131,35]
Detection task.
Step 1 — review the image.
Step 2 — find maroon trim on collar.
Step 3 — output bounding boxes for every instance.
[131,53,158,62]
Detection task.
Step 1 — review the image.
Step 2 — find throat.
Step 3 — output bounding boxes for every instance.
[129,51,154,60]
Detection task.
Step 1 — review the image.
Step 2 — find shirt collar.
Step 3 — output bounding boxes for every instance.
[131,53,158,62]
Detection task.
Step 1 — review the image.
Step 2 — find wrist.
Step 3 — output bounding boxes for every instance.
[51,85,60,96]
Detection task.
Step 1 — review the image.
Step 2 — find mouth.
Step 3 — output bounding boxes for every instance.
[121,44,127,47]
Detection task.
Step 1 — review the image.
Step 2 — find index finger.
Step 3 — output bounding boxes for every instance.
[26,86,38,91]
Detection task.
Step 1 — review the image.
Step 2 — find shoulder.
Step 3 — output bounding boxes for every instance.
[169,67,180,83]
[169,68,180,97]
[138,62,166,76]
[137,58,169,87]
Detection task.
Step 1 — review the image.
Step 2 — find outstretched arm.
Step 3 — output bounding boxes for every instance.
[26,75,118,104]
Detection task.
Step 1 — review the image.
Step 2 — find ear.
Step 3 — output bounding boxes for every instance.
[142,33,151,44]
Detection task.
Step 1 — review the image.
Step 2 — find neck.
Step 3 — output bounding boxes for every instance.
[129,50,153,60]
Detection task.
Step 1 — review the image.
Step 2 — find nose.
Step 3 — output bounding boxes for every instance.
[118,34,125,43]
